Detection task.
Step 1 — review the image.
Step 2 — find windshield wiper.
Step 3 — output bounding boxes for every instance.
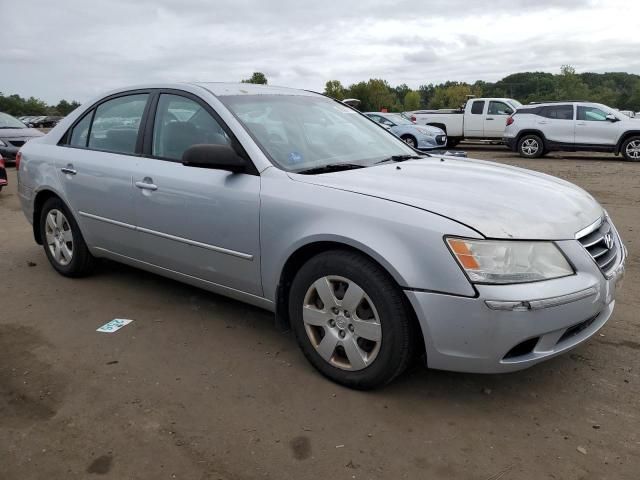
[375,154,428,164]
[296,163,366,175]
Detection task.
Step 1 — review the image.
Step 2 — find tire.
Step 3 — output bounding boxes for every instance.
[39,197,95,277]
[517,134,544,158]
[621,136,640,162]
[400,135,417,148]
[288,250,416,390]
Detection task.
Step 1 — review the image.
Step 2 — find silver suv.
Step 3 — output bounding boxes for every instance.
[504,101,640,161]
[16,83,626,389]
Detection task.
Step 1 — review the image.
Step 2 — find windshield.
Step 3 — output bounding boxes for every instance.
[0,112,27,129]
[220,94,417,172]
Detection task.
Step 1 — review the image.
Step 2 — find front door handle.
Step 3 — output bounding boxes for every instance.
[576,122,586,126]
[61,164,77,175]
[135,178,158,191]
[485,117,494,121]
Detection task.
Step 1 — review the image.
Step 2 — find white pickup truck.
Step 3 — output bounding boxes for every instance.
[408,98,522,147]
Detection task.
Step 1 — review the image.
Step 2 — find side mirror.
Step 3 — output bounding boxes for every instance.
[606,114,619,122]
[182,144,246,172]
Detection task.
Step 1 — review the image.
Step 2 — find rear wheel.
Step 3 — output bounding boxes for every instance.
[289,250,416,390]
[517,134,544,158]
[621,136,640,161]
[39,197,95,277]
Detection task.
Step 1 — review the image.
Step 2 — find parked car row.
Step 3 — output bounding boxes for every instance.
[504,101,640,161]
[0,112,44,161]
[19,115,64,128]
[364,112,447,150]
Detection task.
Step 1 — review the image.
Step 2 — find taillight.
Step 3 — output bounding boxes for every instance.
[0,155,5,168]
[410,115,416,123]
[506,116,514,126]
[15,151,22,170]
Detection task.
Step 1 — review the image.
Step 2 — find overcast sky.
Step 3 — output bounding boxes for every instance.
[2,0,639,104]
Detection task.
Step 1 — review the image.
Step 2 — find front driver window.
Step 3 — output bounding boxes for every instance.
[577,106,609,122]
[152,94,230,160]
[488,101,513,115]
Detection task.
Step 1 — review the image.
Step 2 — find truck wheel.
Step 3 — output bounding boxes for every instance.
[518,134,544,158]
[401,135,417,148]
[621,137,640,161]
[447,138,460,148]
[288,250,416,390]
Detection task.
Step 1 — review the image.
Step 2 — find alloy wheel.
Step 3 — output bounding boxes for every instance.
[626,140,640,160]
[302,276,382,371]
[404,137,416,148]
[45,209,74,266]
[521,138,539,156]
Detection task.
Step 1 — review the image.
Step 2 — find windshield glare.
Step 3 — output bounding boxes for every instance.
[0,112,27,129]
[220,95,417,171]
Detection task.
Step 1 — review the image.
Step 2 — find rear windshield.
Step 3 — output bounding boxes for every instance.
[0,112,27,129]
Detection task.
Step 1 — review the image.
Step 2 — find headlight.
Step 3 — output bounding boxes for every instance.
[0,140,7,147]
[446,238,573,284]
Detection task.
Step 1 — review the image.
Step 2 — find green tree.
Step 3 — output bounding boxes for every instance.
[54,99,81,116]
[241,72,268,85]
[557,65,590,100]
[324,80,346,100]
[403,90,421,111]
[429,83,478,109]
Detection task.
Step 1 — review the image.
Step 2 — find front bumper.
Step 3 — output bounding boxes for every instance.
[406,235,626,374]
[417,134,447,150]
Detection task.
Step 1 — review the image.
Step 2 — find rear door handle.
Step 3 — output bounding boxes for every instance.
[486,117,494,121]
[61,164,77,175]
[135,178,158,191]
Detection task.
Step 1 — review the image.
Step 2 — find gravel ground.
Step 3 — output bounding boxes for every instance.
[0,146,638,480]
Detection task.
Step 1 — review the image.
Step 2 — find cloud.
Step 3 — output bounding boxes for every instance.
[1,0,637,104]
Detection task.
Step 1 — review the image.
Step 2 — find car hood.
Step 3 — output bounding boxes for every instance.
[0,127,44,139]
[400,124,443,135]
[290,157,603,240]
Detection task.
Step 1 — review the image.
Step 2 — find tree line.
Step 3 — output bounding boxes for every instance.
[4,67,640,118]
[323,66,640,112]
[0,93,81,117]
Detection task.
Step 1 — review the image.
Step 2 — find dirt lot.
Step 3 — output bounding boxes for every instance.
[1,147,638,480]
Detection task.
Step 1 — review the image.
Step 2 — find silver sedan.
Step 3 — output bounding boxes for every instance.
[17,83,625,389]
[365,112,447,150]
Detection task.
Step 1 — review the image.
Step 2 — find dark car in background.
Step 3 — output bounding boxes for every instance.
[0,154,7,192]
[0,112,44,161]
[30,115,63,128]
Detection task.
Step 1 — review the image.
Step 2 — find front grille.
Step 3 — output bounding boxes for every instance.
[9,140,25,148]
[576,218,619,275]
[436,135,446,145]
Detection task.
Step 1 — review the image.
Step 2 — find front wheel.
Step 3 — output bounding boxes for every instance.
[621,136,640,161]
[401,135,417,148]
[289,250,416,390]
[517,134,545,158]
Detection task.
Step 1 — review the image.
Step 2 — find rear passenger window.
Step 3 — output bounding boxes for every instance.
[541,105,573,120]
[69,111,93,147]
[470,101,485,115]
[152,94,230,161]
[88,94,149,155]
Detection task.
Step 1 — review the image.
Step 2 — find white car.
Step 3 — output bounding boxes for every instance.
[504,101,640,161]
[408,98,522,147]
